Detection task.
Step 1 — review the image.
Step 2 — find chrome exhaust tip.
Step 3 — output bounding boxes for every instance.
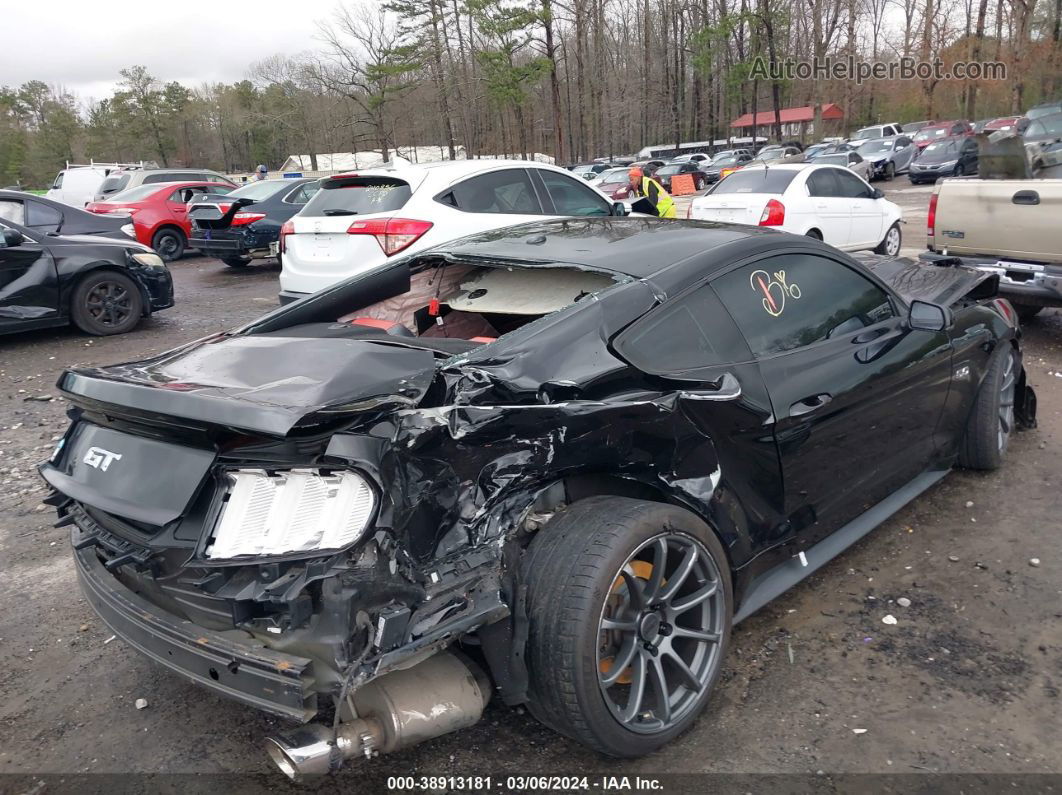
[265,723,339,779]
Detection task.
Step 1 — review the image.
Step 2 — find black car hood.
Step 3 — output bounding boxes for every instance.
[58,335,439,436]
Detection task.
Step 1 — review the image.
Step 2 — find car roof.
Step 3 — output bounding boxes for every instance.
[425,217,778,280]
[328,159,566,181]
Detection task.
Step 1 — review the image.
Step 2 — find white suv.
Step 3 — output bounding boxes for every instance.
[278,160,623,303]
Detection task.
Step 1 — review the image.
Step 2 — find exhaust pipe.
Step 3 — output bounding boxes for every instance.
[266,651,491,779]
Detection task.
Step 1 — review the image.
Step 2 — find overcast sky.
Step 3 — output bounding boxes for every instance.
[3,0,343,103]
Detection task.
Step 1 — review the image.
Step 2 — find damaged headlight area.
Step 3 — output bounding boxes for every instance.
[207,468,375,559]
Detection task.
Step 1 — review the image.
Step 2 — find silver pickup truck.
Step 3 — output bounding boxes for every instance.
[921,176,1062,319]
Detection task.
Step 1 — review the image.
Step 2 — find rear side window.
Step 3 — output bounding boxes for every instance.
[712,169,798,195]
[806,169,840,197]
[304,176,412,216]
[26,201,62,229]
[99,174,131,194]
[143,173,178,184]
[615,285,752,375]
[442,169,541,214]
[538,170,610,216]
[285,182,320,204]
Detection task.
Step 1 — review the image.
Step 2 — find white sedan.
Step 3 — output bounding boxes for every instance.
[278,160,624,303]
[687,163,903,256]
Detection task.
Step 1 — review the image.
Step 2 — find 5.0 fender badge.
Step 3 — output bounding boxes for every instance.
[83,446,123,472]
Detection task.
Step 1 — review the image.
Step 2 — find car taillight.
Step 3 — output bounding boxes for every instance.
[347,218,433,256]
[231,212,266,226]
[927,193,938,238]
[758,199,785,226]
[279,219,294,254]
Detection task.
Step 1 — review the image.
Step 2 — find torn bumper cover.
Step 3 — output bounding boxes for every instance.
[73,532,317,722]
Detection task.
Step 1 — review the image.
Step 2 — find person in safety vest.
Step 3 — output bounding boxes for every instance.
[628,167,676,217]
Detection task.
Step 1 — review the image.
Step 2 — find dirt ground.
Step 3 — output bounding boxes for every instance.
[1,199,1060,791]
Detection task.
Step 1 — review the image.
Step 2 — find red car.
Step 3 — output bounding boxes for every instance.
[984,116,1023,133]
[912,120,974,152]
[86,181,234,261]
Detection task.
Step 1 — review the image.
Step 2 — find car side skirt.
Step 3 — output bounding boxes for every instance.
[733,467,949,623]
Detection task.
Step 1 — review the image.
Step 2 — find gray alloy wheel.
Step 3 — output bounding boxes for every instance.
[874,222,902,256]
[596,533,726,734]
[997,347,1017,454]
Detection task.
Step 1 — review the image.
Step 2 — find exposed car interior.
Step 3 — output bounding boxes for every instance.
[260,259,619,355]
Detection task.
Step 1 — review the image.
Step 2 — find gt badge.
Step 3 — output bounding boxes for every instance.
[83,446,123,472]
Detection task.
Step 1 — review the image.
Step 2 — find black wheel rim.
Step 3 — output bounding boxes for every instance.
[998,350,1016,453]
[156,234,179,258]
[85,281,133,327]
[596,533,725,734]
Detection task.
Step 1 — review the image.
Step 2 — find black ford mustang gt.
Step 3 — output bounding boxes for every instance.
[40,218,1035,776]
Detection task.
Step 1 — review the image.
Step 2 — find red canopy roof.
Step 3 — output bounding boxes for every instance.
[731,103,844,128]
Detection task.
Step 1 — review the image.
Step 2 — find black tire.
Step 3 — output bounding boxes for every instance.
[909,177,921,185]
[523,496,732,758]
[805,229,823,240]
[884,162,895,181]
[874,221,902,256]
[1014,304,1043,322]
[151,227,186,262]
[958,345,1018,471]
[222,256,251,268]
[70,270,144,336]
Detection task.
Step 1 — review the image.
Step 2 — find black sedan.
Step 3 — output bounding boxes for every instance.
[909,136,980,183]
[188,178,319,268]
[704,153,752,182]
[42,219,1033,776]
[0,219,173,336]
[0,190,134,239]
[653,161,708,191]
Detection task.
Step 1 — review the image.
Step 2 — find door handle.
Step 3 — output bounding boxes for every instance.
[1012,190,1039,205]
[790,393,832,417]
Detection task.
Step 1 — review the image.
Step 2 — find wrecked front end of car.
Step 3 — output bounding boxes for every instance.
[39,246,677,776]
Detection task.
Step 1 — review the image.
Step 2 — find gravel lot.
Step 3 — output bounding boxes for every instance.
[2,188,1060,791]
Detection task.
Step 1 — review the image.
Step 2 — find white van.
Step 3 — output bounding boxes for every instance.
[46,166,110,207]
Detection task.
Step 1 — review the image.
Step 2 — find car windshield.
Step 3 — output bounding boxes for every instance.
[1034,114,1062,134]
[656,165,682,175]
[572,165,595,174]
[816,154,848,166]
[597,169,629,183]
[106,184,166,203]
[857,140,893,155]
[711,168,798,194]
[226,180,295,200]
[914,128,948,142]
[712,156,740,167]
[1027,105,1061,120]
[853,128,881,140]
[922,140,959,158]
[303,175,412,216]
